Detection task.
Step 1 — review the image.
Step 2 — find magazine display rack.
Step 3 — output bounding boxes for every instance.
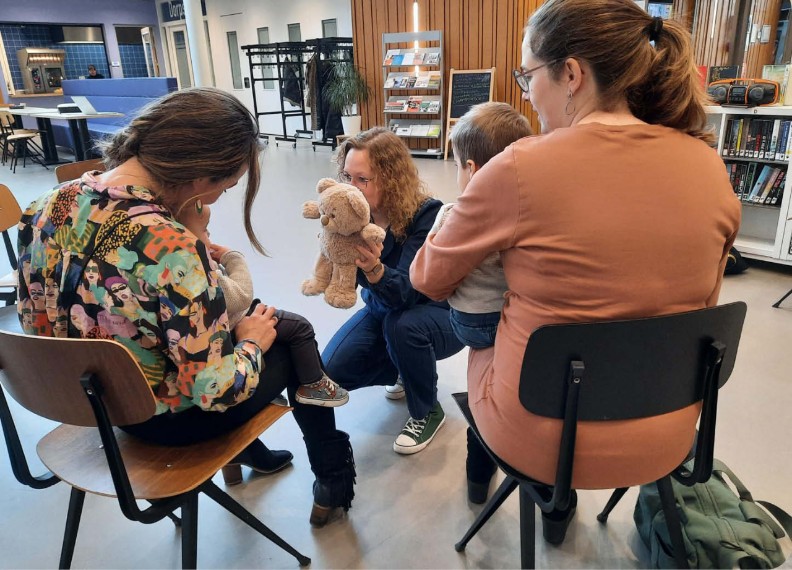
[707,105,792,266]
[382,30,444,158]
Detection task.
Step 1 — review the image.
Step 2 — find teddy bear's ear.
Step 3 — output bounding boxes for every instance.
[316,177,337,194]
[347,190,370,221]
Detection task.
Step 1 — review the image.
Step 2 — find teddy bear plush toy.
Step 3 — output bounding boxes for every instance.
[301,177,386,308]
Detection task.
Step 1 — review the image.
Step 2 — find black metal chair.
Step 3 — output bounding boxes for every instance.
[0,317,311,569]
[453,302,748,569]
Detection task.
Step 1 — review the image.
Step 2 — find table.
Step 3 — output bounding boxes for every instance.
[7,106,63,165]
[31,111,123,162]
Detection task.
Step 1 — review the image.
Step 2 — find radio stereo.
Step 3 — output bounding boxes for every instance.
[707,79,780,107]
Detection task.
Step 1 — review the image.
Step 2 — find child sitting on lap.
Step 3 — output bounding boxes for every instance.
[178,200,349,407]
[431,102,533,349]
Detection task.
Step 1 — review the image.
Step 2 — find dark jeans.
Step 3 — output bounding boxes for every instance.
[120,342,337,446]
[449,308,501,349]
[322,304,464,419]
[274,309,324,385]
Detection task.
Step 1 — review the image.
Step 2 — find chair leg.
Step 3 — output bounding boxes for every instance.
[519,485,537,570]
[597,487,630,523]
[772,288,792,308]
[59,487,85,569]
[455,475,520,552]
[201,480,311,567]
[656,476,689,570]
[181,492,198,569]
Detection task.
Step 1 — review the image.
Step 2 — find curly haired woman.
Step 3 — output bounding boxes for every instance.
[322,127,464,455]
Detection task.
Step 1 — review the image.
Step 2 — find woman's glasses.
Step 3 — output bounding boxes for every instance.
[512,60,560,92]
[340,171,373,189]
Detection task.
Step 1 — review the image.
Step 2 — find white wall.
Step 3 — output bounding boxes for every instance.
[205,0,352,135]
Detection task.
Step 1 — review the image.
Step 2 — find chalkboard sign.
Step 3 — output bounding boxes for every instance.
[448,68,495,119]
[444,68,495,159]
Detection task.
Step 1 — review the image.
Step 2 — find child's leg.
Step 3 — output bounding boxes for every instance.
[273,310,325,385]
[449,308,501,349]
[275,310,349,407]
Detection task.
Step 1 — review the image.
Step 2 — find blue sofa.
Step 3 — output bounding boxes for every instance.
[51,78,177,151]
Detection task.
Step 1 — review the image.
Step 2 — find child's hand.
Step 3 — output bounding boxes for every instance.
[209,243,232,262]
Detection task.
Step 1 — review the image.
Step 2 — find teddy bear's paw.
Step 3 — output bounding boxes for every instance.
[301,279,325,296]
[325,288,357,309]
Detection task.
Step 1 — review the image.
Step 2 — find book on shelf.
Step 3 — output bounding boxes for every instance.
[696,65,708,89]
[404,76,417,88]
[401,52,416,65]
[390,53,404,66]
[384,75,397,89]
[707,65,740,85]
[411,124,431,137]
[383,49,399,66]
[414,73,430,88]
[419,100,433,113]
[761,64,791,105]
[426,100,440,113]
[407,96,422,112]
[413,52,425,65]
[385,99,408,112]
[426,124,441,137]
[424,51,440,65]
[396,126,412,136]
[427,74,441,88]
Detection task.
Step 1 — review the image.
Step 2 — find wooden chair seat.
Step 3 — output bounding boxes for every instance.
[39,404,290,499]
[0,306,311,567]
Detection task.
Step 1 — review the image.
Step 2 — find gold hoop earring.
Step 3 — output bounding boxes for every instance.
[565,90,576,116]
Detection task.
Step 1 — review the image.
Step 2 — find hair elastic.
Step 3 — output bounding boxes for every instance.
[648,16,663,42]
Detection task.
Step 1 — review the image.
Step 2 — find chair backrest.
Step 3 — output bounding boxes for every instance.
[519,302,747,421]
[0,330,157,427]
[55,158,105,184]
[0,111,13,134]
[0,184,22,273]
[0,184,22,233]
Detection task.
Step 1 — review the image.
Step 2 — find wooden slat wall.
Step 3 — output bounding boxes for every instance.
[743,0,782,77]
[689,0,738,68]
[351,0,542,135]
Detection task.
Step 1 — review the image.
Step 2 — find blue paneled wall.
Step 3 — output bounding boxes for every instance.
[0,24,111,89]
[119,44,148,78]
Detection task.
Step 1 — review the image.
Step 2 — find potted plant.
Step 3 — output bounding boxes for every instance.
[325,61,372,135]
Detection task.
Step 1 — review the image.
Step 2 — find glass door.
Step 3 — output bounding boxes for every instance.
[141,27,160,77]
[167,24,193,88]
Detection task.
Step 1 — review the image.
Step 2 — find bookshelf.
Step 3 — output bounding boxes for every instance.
[707,105,792,265]
[382,30,444,158]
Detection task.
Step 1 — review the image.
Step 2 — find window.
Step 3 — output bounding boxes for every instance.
[226,31,243,89]
[288,23,302,42]
[256,26,274,89]
[322,19,338,38]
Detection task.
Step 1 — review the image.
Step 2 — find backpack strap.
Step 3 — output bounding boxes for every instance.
[713,459,792,539]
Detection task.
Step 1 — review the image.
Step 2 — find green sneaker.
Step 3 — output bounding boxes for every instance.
[393,402,446,455]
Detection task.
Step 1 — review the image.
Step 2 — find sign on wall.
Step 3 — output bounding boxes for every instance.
[160,0,207,23]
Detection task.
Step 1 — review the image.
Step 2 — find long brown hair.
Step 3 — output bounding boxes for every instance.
[528,0,714,144]
[97,87,265,253]
[335,127,429,239]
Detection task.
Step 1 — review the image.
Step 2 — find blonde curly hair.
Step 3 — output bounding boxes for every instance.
[335,127,430,240]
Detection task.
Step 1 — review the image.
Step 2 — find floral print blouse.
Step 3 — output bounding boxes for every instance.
[16,173,262,415]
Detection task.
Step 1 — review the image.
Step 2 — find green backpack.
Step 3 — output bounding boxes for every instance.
[634,459,792,569]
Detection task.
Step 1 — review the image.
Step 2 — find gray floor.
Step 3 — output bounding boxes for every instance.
[0,141,791,569]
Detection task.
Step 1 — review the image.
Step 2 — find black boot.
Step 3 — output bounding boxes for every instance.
[304,430,356,527]
[222,439,293,486]
[466,428,497,504]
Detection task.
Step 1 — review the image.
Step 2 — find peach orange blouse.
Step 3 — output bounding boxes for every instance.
[411,123,741,488]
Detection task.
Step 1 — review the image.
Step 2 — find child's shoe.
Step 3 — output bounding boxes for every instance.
[295,375,350,407]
